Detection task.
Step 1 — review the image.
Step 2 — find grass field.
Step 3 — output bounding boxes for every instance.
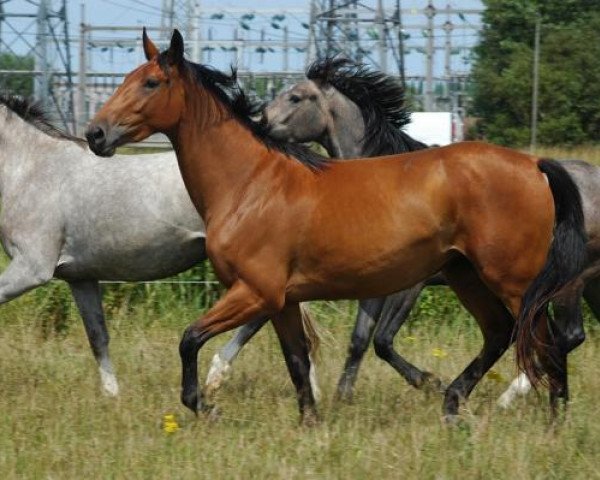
[1,146,600,479]
[2,288,600,479]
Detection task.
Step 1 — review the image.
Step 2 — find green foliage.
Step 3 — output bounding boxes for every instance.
[471,1,600,146]
[0,53,34,97]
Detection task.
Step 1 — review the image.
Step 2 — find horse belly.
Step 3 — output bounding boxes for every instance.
[288,232,448,301]
[55,235,206,282]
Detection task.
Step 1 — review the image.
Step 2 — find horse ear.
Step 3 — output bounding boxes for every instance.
[167,29,185,66]
[142,27,159,61]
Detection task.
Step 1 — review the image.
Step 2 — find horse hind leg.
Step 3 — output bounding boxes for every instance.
[335,297,382,402]
[497,278,586,409]
[372,282,446,394]
[533,310,570,420]
[205,317,269,396]
[441,257,515,422]
[68,280,119,396]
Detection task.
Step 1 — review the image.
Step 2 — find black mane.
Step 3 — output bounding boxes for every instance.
[307,58,428,155]
[0,94,84,145]
[160,53,331,172]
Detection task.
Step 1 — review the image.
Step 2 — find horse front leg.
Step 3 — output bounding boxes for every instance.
[179,281,274,415]
[68,280,118,396]
[272,303,319,426]
[0,254,55,303]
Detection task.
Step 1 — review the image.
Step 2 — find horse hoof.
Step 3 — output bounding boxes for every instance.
[99,369,119,397]
[181,389,201,415]
[334,389,354,404]
[420,372,446,395]
[203,403,222,423]
[301,410,320,428]
[441,414,465,428]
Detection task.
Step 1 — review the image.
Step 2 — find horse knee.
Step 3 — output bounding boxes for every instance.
[347,335,370,360]
[373,332,393,360]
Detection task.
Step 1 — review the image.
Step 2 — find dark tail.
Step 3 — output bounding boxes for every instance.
[516,159,587,384]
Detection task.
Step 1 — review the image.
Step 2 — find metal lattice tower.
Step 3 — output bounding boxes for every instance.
[161,0,195,41]
[311,0,395,73]
[0,0,75,131]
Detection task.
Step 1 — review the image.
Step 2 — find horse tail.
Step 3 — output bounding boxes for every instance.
[516,158,587,384]
[300,302,321,359]
[299,302,322,401]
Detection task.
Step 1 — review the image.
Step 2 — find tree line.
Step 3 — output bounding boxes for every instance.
[471,0,600,146]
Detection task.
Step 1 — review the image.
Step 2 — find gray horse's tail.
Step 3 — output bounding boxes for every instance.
[516,158,587,385]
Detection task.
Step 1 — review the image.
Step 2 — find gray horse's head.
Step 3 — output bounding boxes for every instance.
[263,58,426,159]
[262,79,334,144]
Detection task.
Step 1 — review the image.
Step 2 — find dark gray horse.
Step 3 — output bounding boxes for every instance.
[207,58,600,408]
[0,95,207,396]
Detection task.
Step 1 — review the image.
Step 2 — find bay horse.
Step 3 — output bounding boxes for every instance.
[256,58,600,408]
[0,94,206,396]
[86,29,586,424]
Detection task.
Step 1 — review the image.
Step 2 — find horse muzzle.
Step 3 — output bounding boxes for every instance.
[85,123,125,157]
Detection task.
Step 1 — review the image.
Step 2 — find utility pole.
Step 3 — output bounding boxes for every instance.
[376,0,387,73]
[78,2,87,135]
[396,0,406,88]
[424,1,436,111]
[35,0,50,108]
[192,0,202,63]
[530,14,541,152]
[283,25,289,71]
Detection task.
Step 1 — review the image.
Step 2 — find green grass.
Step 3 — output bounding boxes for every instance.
[1,288,600,479]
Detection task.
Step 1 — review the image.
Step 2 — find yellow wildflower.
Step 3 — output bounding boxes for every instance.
[486,369,506,383]
[163,414,180,433]
[431,347,448,358]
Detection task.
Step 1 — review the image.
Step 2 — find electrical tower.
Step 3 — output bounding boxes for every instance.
[311,0,398,74]
[0,0,75,131]
[311,1,481,111]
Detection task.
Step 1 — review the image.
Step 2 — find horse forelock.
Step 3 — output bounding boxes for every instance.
[306,57,428,155]
[159,52,332,172]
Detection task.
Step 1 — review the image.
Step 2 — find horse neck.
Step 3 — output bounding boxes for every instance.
[169,85,283,224]
[321,88,365,159]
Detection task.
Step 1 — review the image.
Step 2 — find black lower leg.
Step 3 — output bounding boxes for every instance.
[335,297,382,401]
[272,305,318,425]
[372,283,443,391]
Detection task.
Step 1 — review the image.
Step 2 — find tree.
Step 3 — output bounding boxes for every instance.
[0,53,34,97]
[471,0,600,146]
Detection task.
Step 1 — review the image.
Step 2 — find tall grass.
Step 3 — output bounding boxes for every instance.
[1,286,600,479]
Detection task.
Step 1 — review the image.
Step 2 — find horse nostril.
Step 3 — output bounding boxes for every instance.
[91,126,105,141]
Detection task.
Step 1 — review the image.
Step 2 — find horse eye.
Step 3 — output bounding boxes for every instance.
[289,94,302,104]
[144,78,160,89]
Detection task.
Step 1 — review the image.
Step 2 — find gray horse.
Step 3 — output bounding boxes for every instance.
[207,58,600,408]
[0,95,207,396]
